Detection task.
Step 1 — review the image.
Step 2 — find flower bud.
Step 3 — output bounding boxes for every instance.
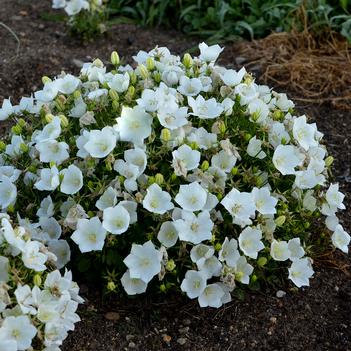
[251,274,257,283]
[109,89,119,101]
[42,76,52,84]
[165,259,176,272]
[107,281,116,291]
[127,86,135,98]
[201,160,209,171]
[275,215,286,226]
[218,120,226,134]
[216,193,223,201]
[73,90,81,99]
[155,173,164,185]
[138,64,149,79]
[159,283,167,292]
[19,143,29,153]
[50,161,57,169]
[325,156,334,167]
[214,243,222,252]
[93,58,104,68]
[190,142,198,150]
[59,115,69,127]
[18,118,26,127]
[160,128,171,142]
[129,71,137,85]
[11,125,22,135]
[257,257,267,267]
[244,133,252,142]
[146,57,155,71]
[182,53,193,68]
[153,71,161,83]
[112,100,119,111]
[111,51,120,66]
[231,167,239,175]
[33,274,42,287]
[170,173,177,182]
[0,141,6,152]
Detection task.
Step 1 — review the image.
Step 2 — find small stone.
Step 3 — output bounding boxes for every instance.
[270,317,277,324]
[104,312,120,321]
[163,334,172,344]
[178,326,189,334]
[177,337,187,345]
[126,335,135,341]
[128,342,136,348]
[276,290,286,298]
[183,319,191,326]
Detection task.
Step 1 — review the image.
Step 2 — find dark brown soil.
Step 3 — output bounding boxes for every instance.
[0,1,350,351]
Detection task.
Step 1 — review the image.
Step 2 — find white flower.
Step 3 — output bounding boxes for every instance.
[119,200,138,224]
[219,237,240,267]
[158,107,188,130]
[211,150,237,173]
[198,283,225,308]
[71,217,107,253]
[121,269,147,295]
[180,270,207,299]
[294,169,325,189]
[188,127,217,150]
[0,316,37,350]
[143,183,174,215]
[114,160,139,192]
[268,121,290,148]
[288,257,314,287]
[175,182,207,212]
[0,256,9,282]
[325,215,339,231]
[0,177,17,209]
[56,74,80,94]
[48,239,71,269]
[293,115,318,151]
[190,244,214,263]
[177,76,202,96]
[34,166,60,191]
[60,165,83,195]
[270,240,290,261]
[14,285,36,315]
[235,82,259,105]
[326,183,345,210]
[198,42,223,62]
[123,241,162,283]
[34,81,58,102]
[157,221,178,248]
[247,136,266,159]
[220,67,246,86]
[2,218,25,251]
[252,187,277,215]
[70,96,87,118]
[36,140,70,164]
[238,227,264,259]
[5,135,25,157]
[0,340,16,351]
[108,72,130,92]
[136,89,158,112]
[102,205,130,235]
[65,0,89,15]
[95,187,118,211]
[331,225,350,253]
[248,99,269,124]
[172,144,201,175]
[197,255,222,279]
[0,99,13,121]
[275,93,294,111]
[116,106,153,145]
[287,238,305,260]
[37,195,55,218]
[221,189,256,227]
[35,116,62,142]
[84,127,117,158]
[39,217,62,240]
[124,148,147,175]
[188,95,223,119]
[174,210,213,244]
[234,256,254,284]
[272,145,305,175]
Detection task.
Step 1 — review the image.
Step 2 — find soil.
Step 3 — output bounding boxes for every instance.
[0,1,350,351]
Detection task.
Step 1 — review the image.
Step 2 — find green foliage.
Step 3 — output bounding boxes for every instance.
[107,0,351,42]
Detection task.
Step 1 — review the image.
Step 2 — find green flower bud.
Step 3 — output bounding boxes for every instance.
[147,176,155,185]
[0,141,6,152]
[93,58,104,68]
[160,283,167,292]
[190,142,198,150]
[107,281,116,291]
[201,160,209,171]
[19,143,29,153]
[251,274,257,283]
[244,133,252,142]
[214,243,222,252]
[138,64,149,79]
[165,259,176,272]
[146,57,155,71]
[216,193,223,201]
[87,211,95,218]
[155,173,164,185]
[73,90,81,99]
[129,71,137,85]
[59,115,69,128]
[50,161,57,168]
[257,257,267,267]
[18,118,26,127]
[182,53,193,68]
[11,125,22,135]
[153,71,161,83]
[33,274,42,287]
[304,222,310,229]
[127,86,135,98]
[109,89,119,101]
[112,100,119,111]
[275,215,286,226]
[325,156,334,167]
[218,120,226,134]
[170,173,178,182]
[42,76,52,84]
[45,113,54,123]
[231,167,239,175]
[160,128,171,142]
[28,165,37,173]
[111,51,120,66]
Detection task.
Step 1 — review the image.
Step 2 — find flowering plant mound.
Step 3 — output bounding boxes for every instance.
[52,0,106,38]
[0,43,349,310]
[0,215,82,351]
